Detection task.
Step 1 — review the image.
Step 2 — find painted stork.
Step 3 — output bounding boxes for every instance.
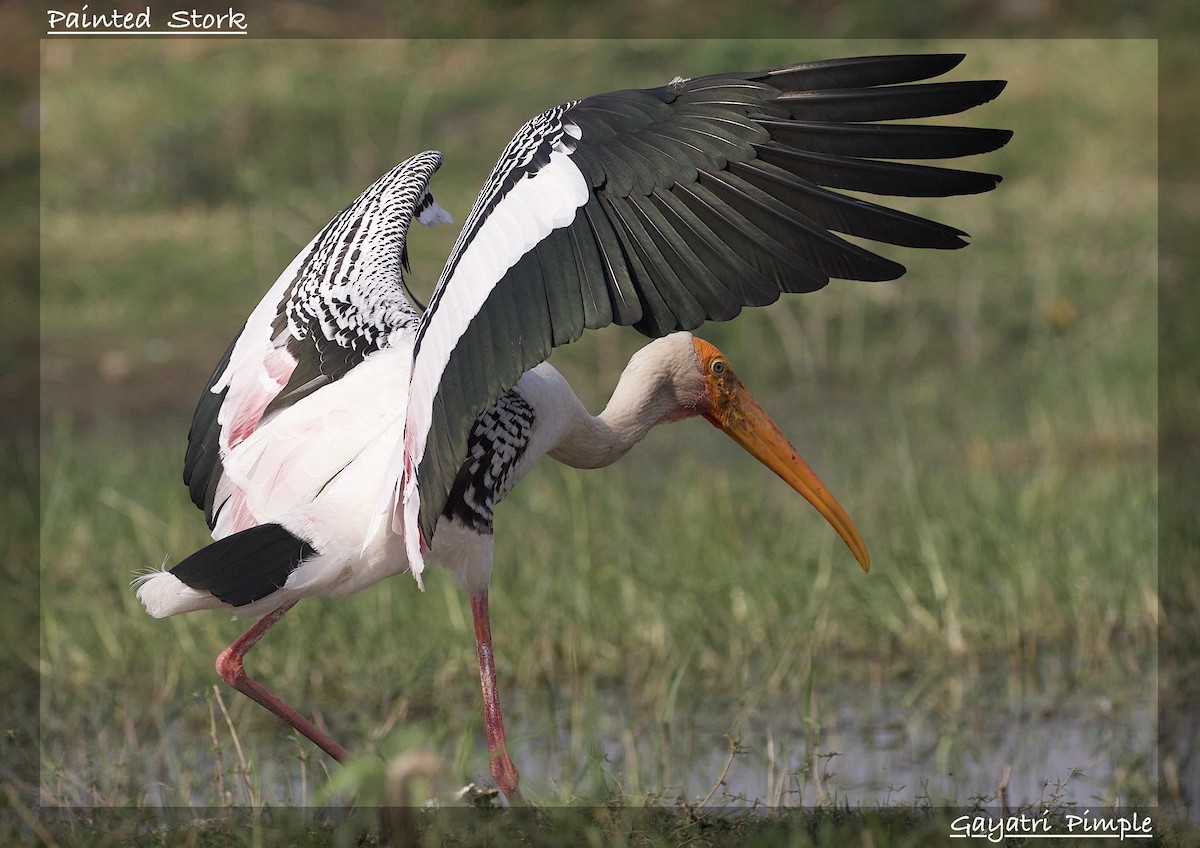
[136,53,1010,803]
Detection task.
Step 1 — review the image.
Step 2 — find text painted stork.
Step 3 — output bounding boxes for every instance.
[136,54,1011,803]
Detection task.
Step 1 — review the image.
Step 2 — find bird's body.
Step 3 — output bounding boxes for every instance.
[136,53,1012,802]
[137,331,716,614]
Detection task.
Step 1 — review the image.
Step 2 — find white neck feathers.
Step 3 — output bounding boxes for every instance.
[543,333,703,470]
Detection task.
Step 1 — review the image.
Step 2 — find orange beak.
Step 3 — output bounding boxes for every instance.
[695,340,870,573]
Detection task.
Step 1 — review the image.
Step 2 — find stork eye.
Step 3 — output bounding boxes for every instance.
[710,360,726,375]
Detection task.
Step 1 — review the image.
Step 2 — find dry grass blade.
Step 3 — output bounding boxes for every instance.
[3,783,59,848]
[212,684,257,806]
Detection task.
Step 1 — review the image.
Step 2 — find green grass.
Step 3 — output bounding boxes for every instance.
[31,35,1165,836]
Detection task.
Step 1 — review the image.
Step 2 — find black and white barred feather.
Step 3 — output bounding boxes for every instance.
[444,390,536,534]
[269,151,449,415]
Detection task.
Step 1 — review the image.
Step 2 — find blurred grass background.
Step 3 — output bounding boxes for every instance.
[29,34,1170,826]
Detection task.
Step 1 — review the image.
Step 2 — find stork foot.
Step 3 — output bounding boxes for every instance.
[489,750,524,805]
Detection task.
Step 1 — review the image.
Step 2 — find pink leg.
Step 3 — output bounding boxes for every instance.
[215,600,349,763]
[470,590,524,803]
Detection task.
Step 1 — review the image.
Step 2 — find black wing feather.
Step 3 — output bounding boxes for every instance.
[627,193,743,321]
[598,193,680,336]
[728,159,971,248]
[583,200,643,327]
[777,80,1008,122]
[536,227,587,346]
[698,169,905,281]
[567,214,615,329]
[752,144,1003,197]
[607,193,707,331]
[758,119,1012,160]
[749,53,969,90]
[183,336,236,524]
[647,187,778,307]
[409,54,1012,542]
[672,180,829,293]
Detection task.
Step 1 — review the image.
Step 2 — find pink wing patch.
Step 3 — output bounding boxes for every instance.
[219,342,299,451]
[212,484,258,537]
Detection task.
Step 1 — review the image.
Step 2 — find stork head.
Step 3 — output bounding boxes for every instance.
[659,332,871,573]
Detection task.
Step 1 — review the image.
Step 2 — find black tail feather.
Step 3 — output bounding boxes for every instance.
[171,523,314,608]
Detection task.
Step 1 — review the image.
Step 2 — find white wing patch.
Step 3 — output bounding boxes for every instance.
[215,343,413,539]
[397,141,590,580]
[212,232,322,453]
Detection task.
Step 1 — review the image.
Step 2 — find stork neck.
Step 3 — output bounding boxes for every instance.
[547,365,679,471]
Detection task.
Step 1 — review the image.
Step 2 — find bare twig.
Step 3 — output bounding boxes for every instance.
[298,746,308,806]
[213,684,256,806]
[206,692,228,805]
[699,735,739,808]
[765,728,777,807]
[998,763,1012,816]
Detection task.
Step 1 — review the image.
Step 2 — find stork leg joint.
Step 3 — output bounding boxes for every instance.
[209,602,352,764]
[215,645,245,686]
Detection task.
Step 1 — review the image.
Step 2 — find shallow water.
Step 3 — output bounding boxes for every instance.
[58,650,1161,808]
[503,652,1158,807]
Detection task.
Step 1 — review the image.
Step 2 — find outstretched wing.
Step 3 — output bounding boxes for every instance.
[185,150,451,536]
[398,54,1013,568]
